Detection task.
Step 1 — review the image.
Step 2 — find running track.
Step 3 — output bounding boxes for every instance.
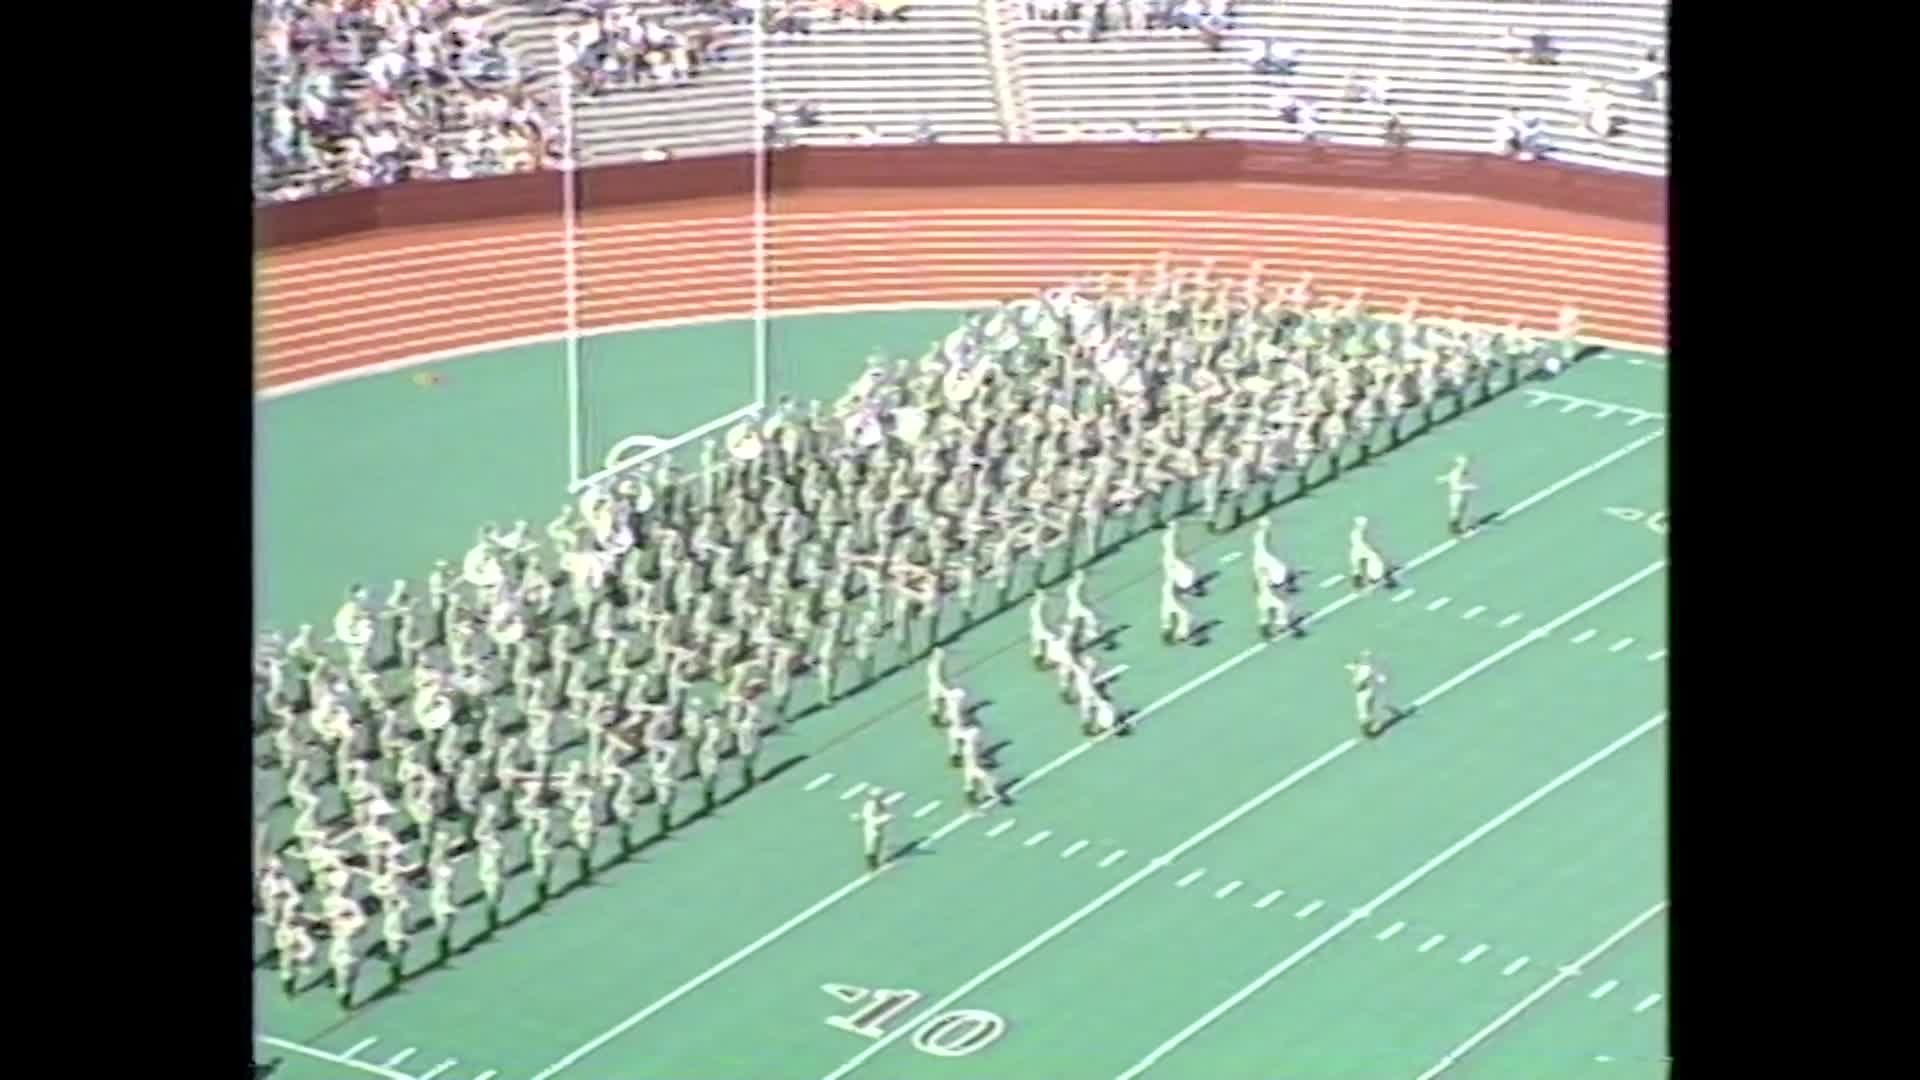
[255,182,1666,395]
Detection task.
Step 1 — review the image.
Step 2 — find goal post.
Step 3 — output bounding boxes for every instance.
[556,18,772,496]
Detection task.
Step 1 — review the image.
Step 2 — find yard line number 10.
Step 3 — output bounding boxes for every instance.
[822,984,1008,1057]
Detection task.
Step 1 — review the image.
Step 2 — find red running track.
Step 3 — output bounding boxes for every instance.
[255,182,1666,394]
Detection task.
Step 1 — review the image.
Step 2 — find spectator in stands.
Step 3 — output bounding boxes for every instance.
[1342,70,1390,105]
[639,144,673,162]
[1251,38,1296,76]
[857,123,886,146]
[1627,45,1667,103]
[913,116,939,144]
[1501,25,1556,65]
[1492,108,1546,160]
[1383,111,1410,148]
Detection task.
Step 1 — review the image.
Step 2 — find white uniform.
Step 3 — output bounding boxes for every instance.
[1348,516,1386,585]
[859,795,892,866]
[1438,458,1478,533]
[1160,576,1193,642]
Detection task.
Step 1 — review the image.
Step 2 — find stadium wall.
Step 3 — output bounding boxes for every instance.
[255,143,1666,394]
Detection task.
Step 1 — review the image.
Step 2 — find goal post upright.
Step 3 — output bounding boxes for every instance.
[558,28,584,490]
[751,14,770,414]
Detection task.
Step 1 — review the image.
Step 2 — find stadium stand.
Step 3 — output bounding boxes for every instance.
[253,0,563,203]
[253,0,1668,188]
[1010,0,1665,173]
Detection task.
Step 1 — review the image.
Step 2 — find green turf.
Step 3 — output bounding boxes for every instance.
[255,316,1669,1080]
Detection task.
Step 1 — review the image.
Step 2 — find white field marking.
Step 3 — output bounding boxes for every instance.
[1376,921,1406,941]
[815,739,1360,1080]
[1462,605,1486,620]
[1109,713,1667,1080]
[417,1062,457,1080]
[1419,934,1447,953]
[1503,957,1531,976]
[1215,880,1244,900]
[1296,900,1326,919]
[1571,629,1598,644]
[1024,829,1054,848]
[1559,400,1584,414]
[1412,564,1667,711]
[1459,944,1490,965]
[804,773,835,792]
[529,437,1665,1080]
[344,1039,378,1058]
[1176,869,1207,888]
[1413,900,1668,1080]
[1589,979,1620,1000]
[1609,637,1635,653]
[1426,596,1453,612]
[839,782,866,801]
[1220,552,1243,563]
[912,801,941,819]
[1096,664,1131,686]
[382,1049,418,1068]
[1099,849,1128,868]
[1320,574,1346,589]
[1392,589,1417,604]
[1061,840,1089,859]
[986,820,1017,839]
[1498,613,1523,627]
[882,791,906,807]
[475,1072,498,1080]
[1255,890,1285,909]
[1634,993,1663,1013]
[258,1037,417,1080]
[1646,648,1668,662]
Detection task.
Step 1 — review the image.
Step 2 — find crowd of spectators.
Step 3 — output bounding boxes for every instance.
[253,0,560,204]
[557,2,735,94]
[1024,0,1233,47]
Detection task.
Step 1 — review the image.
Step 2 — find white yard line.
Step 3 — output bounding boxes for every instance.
[1459,945,1489,965]
[1462,605,1486,620]
[258,1037,418,1080]
[1176,869,1207,888]
[814,739,1360,1080]
[1413,901,1668,1079]
[474,1072,499,1080]
[1255,890,1285,909]
[1419,934,1447,953]
[882,791,906,807]
[344,1039,379,1058]
[1215,881,1243,900]
[912,801,941,819]
[1376,921,1406,941]
[838,783,866,801]
[804,773,834,792]
[1646,648,1667,662]
[1633,993,1663,1014]
[1392,589,1417,604]
[1024,830,1055,848]
[417,1061,458,1080]
[1109,713,1668,1080]
[1320,574,1347,589]
[527,433,1665,1080]
[1296,900,1326,919]
[1570,629,1598,644]
[382,1049,418,1068]
[1609,637,1634,652]
[1426,597,1452,612]
[986,820,1017,838]
[1498,613,1523,628]
[1502,957,1530,977]
[1588,979,1619,1000]
[1100,849,1128,868]
[1061,840,1089,859]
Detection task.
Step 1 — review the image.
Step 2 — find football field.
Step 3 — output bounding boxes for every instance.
[255,331,1669,1080]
